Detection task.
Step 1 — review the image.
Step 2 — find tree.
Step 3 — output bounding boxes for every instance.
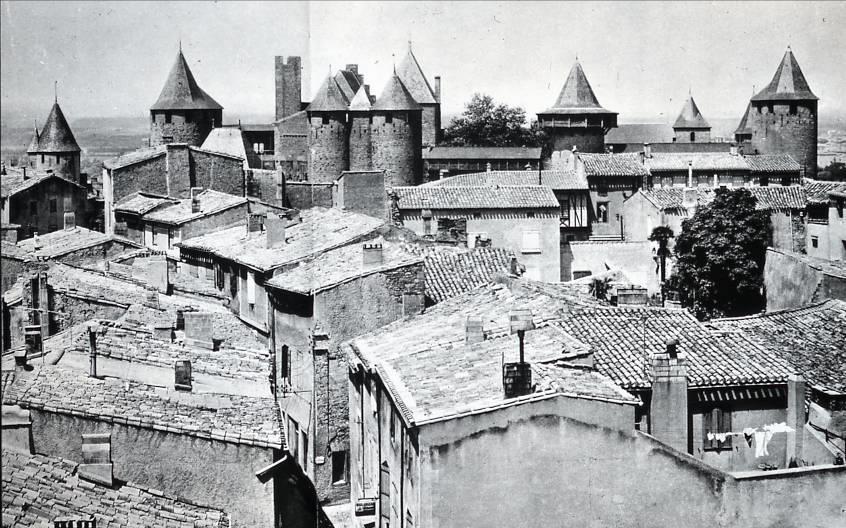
[672,188,771,320]
[648,226,674,284]
[442,93,547,154]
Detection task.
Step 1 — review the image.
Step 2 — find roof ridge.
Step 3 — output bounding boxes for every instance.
[151,50,223,111]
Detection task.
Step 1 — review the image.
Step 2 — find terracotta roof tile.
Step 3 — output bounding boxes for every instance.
[143,190,247,225]
[424,247,515,303]
[646,153,748,171]
[423,146,542,160]
[744,154,801,172]
[103,146,168,170]
[639,186,807,212]
[424,169,588,191]
[16,228,140,260]
[804,179,846,204]
[580,153,649,177]
[1,168,85,199]
[114,192,176,215]
[394,185,560,210]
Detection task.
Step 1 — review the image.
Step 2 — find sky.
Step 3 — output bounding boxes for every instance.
[2,1,845,128]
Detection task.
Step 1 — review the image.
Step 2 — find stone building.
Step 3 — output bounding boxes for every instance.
[1,168,89,240]
[25,99,81,183]
[538,61,618,155]
[673,95,711,143]
[395,44,441,147]
[370,72,423,187]
[422,147,542,180]
[149,49,223,147]
[804,180,846,260]
[736,48,819,177]
[763,248,846,311]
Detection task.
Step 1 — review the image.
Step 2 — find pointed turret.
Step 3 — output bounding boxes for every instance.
[734,102,753,143]
[26,126,40,154]
[349,85,373,171]
[349,85,372,112]
[537,61,617,154]
[395,43,441,146]
[672,96,711,143]
[150,49,223,146]
[26,101,81,180]
[306,74,350,183]
[372,73,421,111]
[371,73,423,186]
[751,48,818,102]
[306,75,350,112]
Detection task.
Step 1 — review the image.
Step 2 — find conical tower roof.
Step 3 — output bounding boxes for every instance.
[306,75,350,112]
[26,126,40,153]
[372,73,421,111]
[543,61,614,114]
[395,45,437,104]
[734,102,753,135]
[151,50,223,111]
[349,85,372,112]
[751,48,818,102]
[673,96,710,129]
[30,103,80,153]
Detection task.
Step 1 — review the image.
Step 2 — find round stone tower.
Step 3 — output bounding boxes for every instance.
[746,48,818,177]
[150,49,223,147]
[27,99,81,182]
[673,95,711,143]
[306,75,350,183]
[370,72,422,187]
[348,85,373,170]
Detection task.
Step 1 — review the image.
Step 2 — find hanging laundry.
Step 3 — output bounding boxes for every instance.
[764,422,794,434]
[743,427,755,448]
[754,431,767,457]
[763,430,774,455]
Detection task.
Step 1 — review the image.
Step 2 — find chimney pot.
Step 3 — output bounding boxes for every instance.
[87,324,100,378]
[465,316,484,344]
[666,337,679,358]
[362,242,384,268]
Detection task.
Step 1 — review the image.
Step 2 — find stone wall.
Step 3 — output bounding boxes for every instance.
[1,256,24,294]
[770,210,806,253]
[246,169,284,206]
[6,177,89,238]
[420,104,440,148]
[308,115,349,183]
[349,115,372,171]
[546,128,605,155]
[285,182,334,210]
[179,202,248,241]
[150,109,221,147]
[764,248,846,310]
[748,102,817,177]
[275,56,302,122]
[56,239,139,271]
[337,171,387,221]
[49,291,128,334]
[371,112,422,187]
[112,154,169,202]
[190,148,244,197]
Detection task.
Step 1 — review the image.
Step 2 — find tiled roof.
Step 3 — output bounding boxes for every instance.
[348,85,372,111]
[424,169,588,191]
[710,300,846,393]
[114,192,176,215]
[396,46,437,105]
[580,153,649,177]
[673,96,710,129]
[16,227,139,260]
[605,124,675,144]
[143,190,247,225]
[541,61,615,115]
[4,365,284,448]
[266,238,422,295]
[103,146,167,170]
[1,240,27,260]
[306,75,349,112]
[150,51,223,111]
[646,153,748,171]
[744,154,801,172]
[47,263,146,307]
[2,449,229,528]
[751,49,818,102]
[804,179,846,204]
[735,102,753,135]
[1,168,85,199]
[178,207,385,272]
[372,73,421,112]
[557,307,795,390]
[200,127,250,162]
[28,102,81,153]
[423,146,542,160]
[424,247,515,303]
[639,186,807,212]
[394,185,560,210]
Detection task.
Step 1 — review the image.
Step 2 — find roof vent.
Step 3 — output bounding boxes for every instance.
[190,187,203,213]
[79,433,113,487]
[465,316,484,344]
[63,211,76,230]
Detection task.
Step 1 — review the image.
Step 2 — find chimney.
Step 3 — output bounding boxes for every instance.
[362,242,384,268]
[434,76,441,103]
[649,338,689,452]
[465,316,484,344]
[23,325,40,366]
[183,312,215,350]
[1,405,34,455]
[22,166,27,180]
[345,64,359,76]
[153,324,174,342]
[87,323,99,378]
[265,213,287,249]
[682,188,698,217]
[402,292,424,317]
[146,254,169,293]
[174,359,192,391]
[246,212,265,235]
[190,187,203,213]
[643,143,652,159]
[504,309,535,398]
[486,162,492,173]
[63,212,76,230]
[143,286,159,309]
[786,374,806,466]
[687,160,694,188]
[730,144,739,156]
[79,433,114,487]
[566,147,578,172]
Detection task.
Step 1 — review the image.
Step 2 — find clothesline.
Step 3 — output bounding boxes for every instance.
[707,422,794,457]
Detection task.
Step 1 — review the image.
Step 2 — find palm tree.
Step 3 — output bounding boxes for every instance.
[648,226,675,284]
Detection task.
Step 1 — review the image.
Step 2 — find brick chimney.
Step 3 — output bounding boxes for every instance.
[79,433,113,486]
[649,338,689,452]
[246,212,265,236]
[786,374,806,466]
[504,309,535,398]
[63,211,75,230]
[190,187,203,213]
[265,213,287,248]
[465,316,484,344]
[174,359,192,391]
[362,242,383,268]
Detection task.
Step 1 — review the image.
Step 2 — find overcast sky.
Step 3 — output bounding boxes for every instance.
[2,1,845,127]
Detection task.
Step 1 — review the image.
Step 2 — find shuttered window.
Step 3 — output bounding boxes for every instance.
[247,271,257,305]
[521,230,541,253]
[703,408,732,451]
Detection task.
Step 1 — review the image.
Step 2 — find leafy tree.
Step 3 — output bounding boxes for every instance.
[648,225,674,283]
[816,160,846,182]
[443,93,547,154]
[672,188,771,320]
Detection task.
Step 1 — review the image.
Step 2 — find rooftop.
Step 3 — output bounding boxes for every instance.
[16,227,139,260]
[306,75,349,112]
[422,146,542,160]
[349,85,373,111]
[142,189,247,225]
[28,102,81,153]
[395,45,438,105]
[177,207,385,272]
[605,124,675,145]
[710,300,846,393]
[3,365,284,448]
[673,96,710,130]
[265,238,423,295]
[1,168,85,199]
[804,179,846,204]
[200,127,252,163]
[646,153,749,171]
[394,185,560,210]
[373,73,421,112]
[579,153,650,177]
[743,154,801,173]
[103,145,167,170]
[423,169,588,191]
[150,50,223,111]
[751,49,818,102]
[541,61,616,115]
[638,186,807,212]
[114,192,176,216]
[1,449,229,528]
[424,247,516,303]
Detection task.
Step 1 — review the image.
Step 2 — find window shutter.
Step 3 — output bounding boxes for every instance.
[247,271,257,304]
[521,230,541,253]
[703,410,713,449]
[720,409,732,448]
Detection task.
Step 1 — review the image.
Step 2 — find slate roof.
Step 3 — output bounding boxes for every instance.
[28,102,81,153]
[557,306,795,390]
[200,127,251,163]
[114,192,176,215]
[1,449,229,528]
[178,207,385,272]
[423,146,542,160]
[1,168,85,199]
[424,247,515,303]
[541,61,615,115]
[744,154,801,173]
[579,153,649,177]
[673,96,710,129]
[306,75,349,112]
[16,227,139,260]
[804,179,846,204]
[710,300,846,393]
[646,153,748,171]
[394,185,560,210]
[150,50,223,111]
[334,69,362,101]
[372,73,421,111]
[423,169,588,191]
[3,365,284,448]
[103,146,168,171]
[348,85,372,111]
[265,238,422,295]
[639,186,807,213]
[395,46,438,105]
[142,190,247,225]
[605,124,675,144]
[735,102,754,135]
[751,49,818,101]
